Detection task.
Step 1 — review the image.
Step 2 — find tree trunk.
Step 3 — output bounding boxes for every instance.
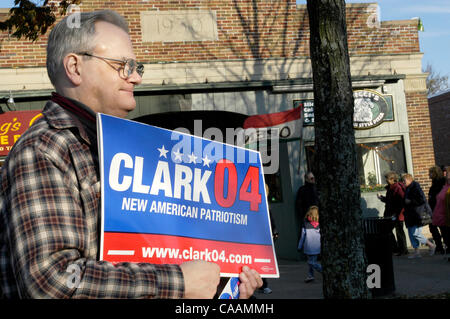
[306,0,370,298]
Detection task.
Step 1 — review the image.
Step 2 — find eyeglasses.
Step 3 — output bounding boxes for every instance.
[79,52,144,78]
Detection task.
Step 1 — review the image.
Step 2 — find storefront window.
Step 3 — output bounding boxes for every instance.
[305,139,407,192]
[357,139,407,192]
[305,145,316,174]
[264,171,283,203]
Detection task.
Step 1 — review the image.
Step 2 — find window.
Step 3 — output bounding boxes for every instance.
[304,139,407,192]
[264,171,283,203]
[357,139,407,191]
[305,145,316,174]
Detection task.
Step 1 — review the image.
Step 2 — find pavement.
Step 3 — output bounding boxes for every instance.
[256,247,450,299]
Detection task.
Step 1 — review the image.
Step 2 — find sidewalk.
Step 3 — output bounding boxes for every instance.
[256,248,450,299]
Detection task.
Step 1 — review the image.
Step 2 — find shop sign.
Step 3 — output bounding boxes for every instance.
[294,100,314,125]
[294,90,394,130]
[353,90,390,129]
[0,110,43,156]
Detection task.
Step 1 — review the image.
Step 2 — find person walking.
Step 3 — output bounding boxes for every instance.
[298,206,322,282]
[428,166,447,254]
[258,184,279,295]
[432,166,450,258]
[402,174,436,259]
[295,171,319,223]
[377,171,408,256]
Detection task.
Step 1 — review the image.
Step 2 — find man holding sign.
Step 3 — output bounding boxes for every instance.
[0,10,262,299]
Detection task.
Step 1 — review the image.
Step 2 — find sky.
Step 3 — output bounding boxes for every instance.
[1,0,449,77]
[299,0,450,78]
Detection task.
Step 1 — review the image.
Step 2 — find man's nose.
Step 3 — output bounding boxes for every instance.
[128,68,142,85]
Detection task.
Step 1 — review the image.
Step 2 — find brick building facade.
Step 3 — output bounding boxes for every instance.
[0,2,423,66]
[0,1,436,258]
[428,91,450,167]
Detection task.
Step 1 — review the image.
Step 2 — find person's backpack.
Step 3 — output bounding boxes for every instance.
[416,187,433,226]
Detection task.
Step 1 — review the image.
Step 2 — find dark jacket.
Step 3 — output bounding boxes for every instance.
[428,177,446,211]
[380,182,405,219]
[404,181,426,228]
[268,210,279,240]
[295,182,319,221]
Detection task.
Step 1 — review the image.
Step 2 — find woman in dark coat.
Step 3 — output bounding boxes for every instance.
[428,166,446,254]
[377,171,408,255]
[403,174,436,258]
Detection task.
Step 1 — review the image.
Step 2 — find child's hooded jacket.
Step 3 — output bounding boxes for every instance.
[298,217,321,255]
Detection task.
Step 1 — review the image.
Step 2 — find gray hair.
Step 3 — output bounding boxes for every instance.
[46,10,129,87]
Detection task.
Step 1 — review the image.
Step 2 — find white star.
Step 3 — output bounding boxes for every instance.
[188,152,198,164]
[202,155,212,167]
[172,149,183,162]
[157,145,169,158]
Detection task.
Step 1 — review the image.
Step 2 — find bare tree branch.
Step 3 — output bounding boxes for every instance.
[424,63,449,96]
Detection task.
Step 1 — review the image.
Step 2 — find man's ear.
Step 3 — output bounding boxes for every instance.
[62,53,83,86]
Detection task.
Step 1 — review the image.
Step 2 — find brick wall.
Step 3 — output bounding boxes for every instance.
[428,92,450,168]
[0,1,431,188]
[0,1,420,68]
[405,91,436,190]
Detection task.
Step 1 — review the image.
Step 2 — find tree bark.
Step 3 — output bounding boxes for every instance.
[306,0,370,298]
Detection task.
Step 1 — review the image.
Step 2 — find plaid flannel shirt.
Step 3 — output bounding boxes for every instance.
[0,101,184,298]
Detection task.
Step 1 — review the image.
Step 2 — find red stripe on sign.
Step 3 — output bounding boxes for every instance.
[243,107,301,129]
[102,232,278,277]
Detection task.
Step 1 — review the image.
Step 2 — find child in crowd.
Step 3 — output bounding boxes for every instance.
[298,206,322,282]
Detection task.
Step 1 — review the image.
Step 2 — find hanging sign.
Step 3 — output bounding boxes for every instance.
[353,90,390,129]
[97,114,279,278]
[294,89,394,130]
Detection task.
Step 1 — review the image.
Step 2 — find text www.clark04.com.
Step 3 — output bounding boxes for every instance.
[139,246,253,264]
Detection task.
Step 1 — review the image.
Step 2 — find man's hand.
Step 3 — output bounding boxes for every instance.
[180,260,220,299]
[238,266,263,299]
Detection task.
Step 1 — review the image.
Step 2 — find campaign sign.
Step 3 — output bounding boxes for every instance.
[98,114,279,277]
[219,277,240,299]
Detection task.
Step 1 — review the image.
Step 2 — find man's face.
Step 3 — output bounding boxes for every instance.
[404,177,412,187]
[306,173,315,184]
[79,21,141,118]
[386,177,394,185]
